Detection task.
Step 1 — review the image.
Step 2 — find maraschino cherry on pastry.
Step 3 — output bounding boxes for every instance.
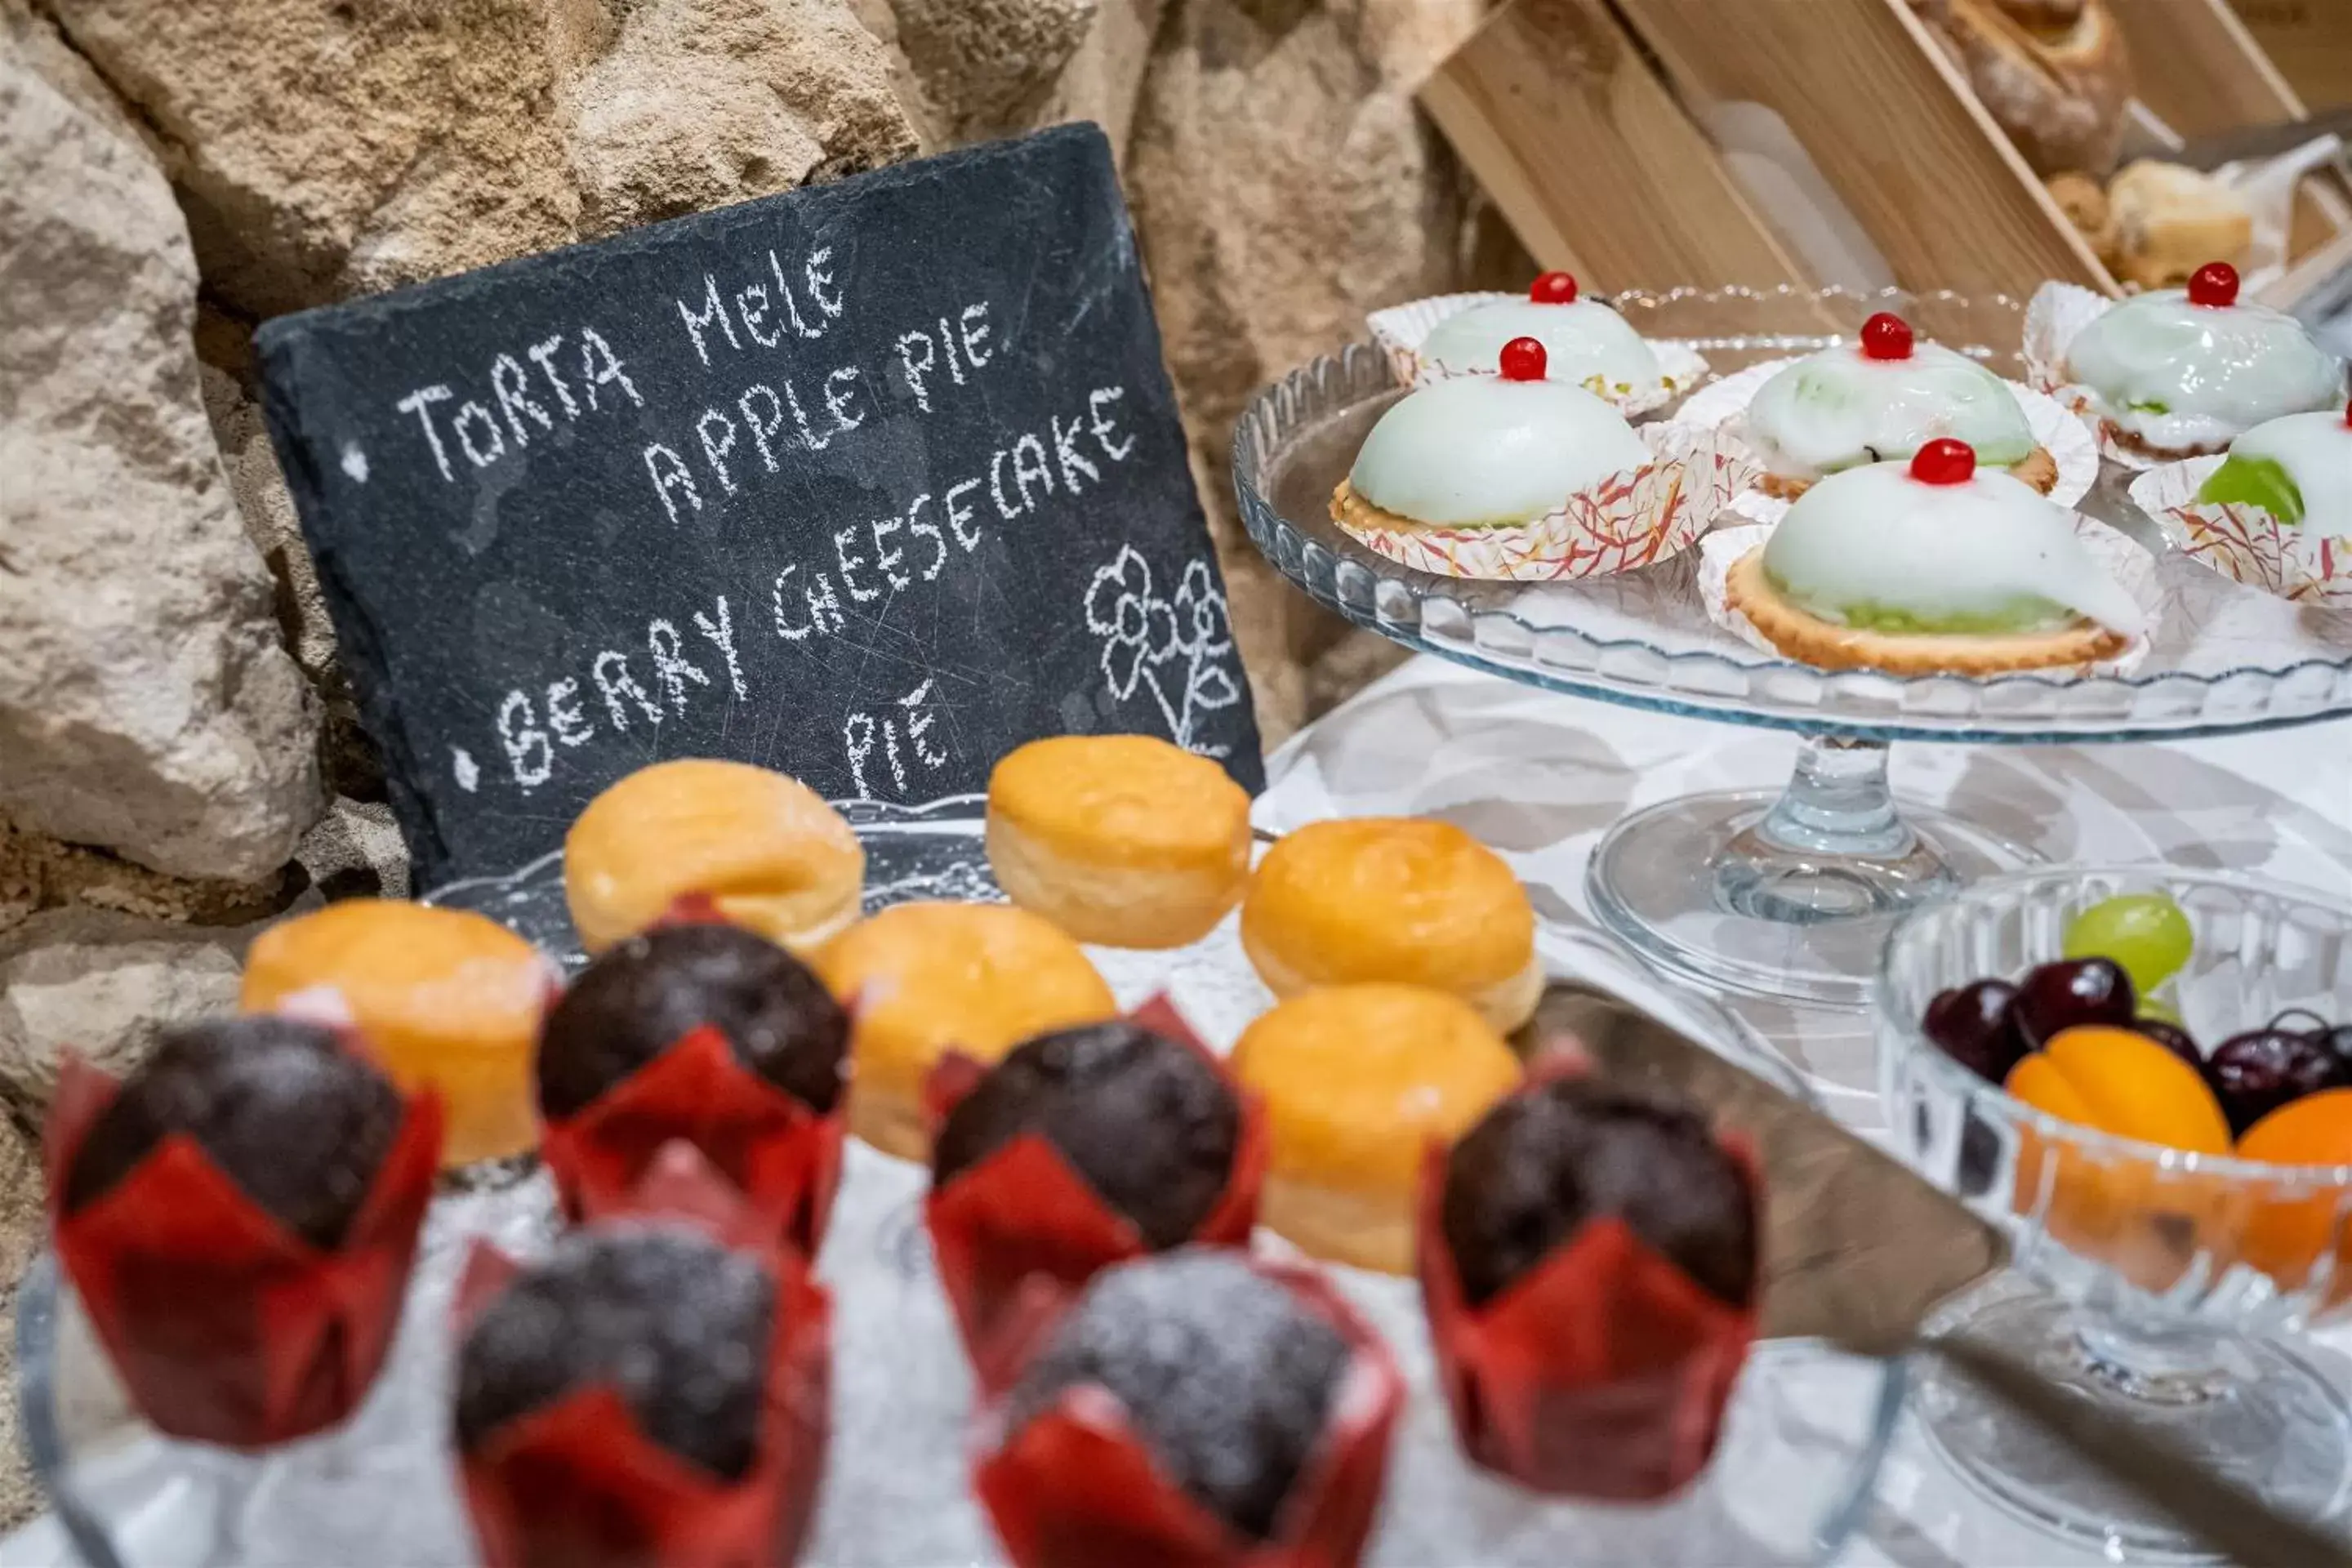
[240,898,556,1167]
[565,758,866,956]
[48,1015,443,1447]
[1419,273,1679,402]
[924,999,1267,1380]
[1724,439,2145,675]
[1418,1067,1762,1501]
[973,1250,1403,1568]
[987,733,1253,949]
[813,901,1118,1160]
[1739,311,2055,499]
[536,917,850,1252]
[453,1146,831,1568]
[2065,261,2344,459]
[1231,983,1522,1274]
[1241,815,1540,1032]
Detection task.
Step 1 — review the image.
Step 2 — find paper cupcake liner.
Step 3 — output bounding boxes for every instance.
[2129,458,2352,608]
[1336,424,1759,583]
[1697,516,2163,677]
[1365,292,1711,416]
[1672,358,2101,527]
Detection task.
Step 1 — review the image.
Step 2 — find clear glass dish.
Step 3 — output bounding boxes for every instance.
[16,804,1906,1568]
[1877,864,2352,1560]
[1230,287,2352,1008]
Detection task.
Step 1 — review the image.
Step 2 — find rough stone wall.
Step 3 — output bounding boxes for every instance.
[0,0,1502,1521]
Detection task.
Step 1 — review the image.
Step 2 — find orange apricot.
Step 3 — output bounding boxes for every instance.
[2004,1025,2231,1153]
[2235,1089,2352,1304]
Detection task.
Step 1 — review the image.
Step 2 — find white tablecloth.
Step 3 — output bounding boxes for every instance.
[1257,653,2352,1566]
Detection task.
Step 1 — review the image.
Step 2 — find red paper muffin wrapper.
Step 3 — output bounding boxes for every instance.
[44,1050,443,1450]
[922,995,1267,1390]
[541,1022,846,1258]
[973,1254,1403,1568]
[456,1146,833,1568]
[1414,1062,1762,1502]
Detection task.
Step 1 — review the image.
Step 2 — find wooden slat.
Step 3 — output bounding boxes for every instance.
[1416,0,1814,292]
[2234,0,2352,110]
[1610,0,2114,296]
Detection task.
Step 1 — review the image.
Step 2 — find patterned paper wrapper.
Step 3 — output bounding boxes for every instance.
[1671,355,2103,527]
[924,995,1267,1391]
[973,1254,1404,1568]
[1365,291,1710,414]
[45,1051,443,1450]
[1413,1063,1762,1502]
[1336,423,1760,583]
[456,1147,833,1568]
[2130,457,2352,608]
[1697,517,2165,678]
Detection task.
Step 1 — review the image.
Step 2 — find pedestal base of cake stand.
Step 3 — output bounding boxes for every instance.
[1586,737,2038,1010]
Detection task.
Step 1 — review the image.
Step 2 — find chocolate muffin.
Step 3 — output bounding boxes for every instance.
[1441,1080,1757,1309]
[456,1226,776,1480]
[62,1015,402,1251]
[1006,1251,1348,1541]
[932,1022,1239,1250]
[537,922,849,1119]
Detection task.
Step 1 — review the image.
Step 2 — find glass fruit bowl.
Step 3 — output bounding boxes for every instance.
[1878,864,2352,1560]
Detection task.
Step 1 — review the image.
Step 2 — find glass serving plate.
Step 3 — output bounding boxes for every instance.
[16,803,1907,1568]
[1231,286,2352,1009]
[1878,865,2352,1561]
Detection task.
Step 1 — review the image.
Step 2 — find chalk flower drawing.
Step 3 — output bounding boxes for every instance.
[1084,546,1241,756]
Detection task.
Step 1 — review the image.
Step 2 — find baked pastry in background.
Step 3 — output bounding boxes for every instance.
[813,901,1117,1160]
[565,758,864,955]
[1232,983,1521,1274]
[242,899,552,1165]
[1911,0,2132,177]
[2064,262,2345,458]
[1739,311,2055,499]
[1725,439,2143,675]
[1241,816,1540,1032]
[2099,161,2256,292]
[987,733,1251,949]
[2045,170,2109,244]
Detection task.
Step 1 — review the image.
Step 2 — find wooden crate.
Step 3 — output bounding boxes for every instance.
[1420,0,2348,303]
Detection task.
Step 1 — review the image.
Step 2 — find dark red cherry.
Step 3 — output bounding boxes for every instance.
[1499,336,1548,382]
[1923,979,2026,1083]
[1860,312,1914,361]
[2011,958,2135,1050]
[2131,1018,2203,1068]
[1530,271,1579,305]
[2207,1029,2342,1135]
[2187,261,2239,308]
[1909,439,1977,487]
[2342,399,2351,429]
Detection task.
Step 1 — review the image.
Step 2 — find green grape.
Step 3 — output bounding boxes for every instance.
[2137,995,2184,1027]
[2063,893,2194,995]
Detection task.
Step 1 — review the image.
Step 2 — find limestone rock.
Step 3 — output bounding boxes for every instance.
[889,0,1097,137]
[568,0,922,238]
[0,908,256,1128]
[1025,0,1161,159]
[295,796,412,903]
[0,43,323,882]
[0,810,296,939]
[47,0,924,318]
[1128,0,1475,741]
[0,1116,39,1530]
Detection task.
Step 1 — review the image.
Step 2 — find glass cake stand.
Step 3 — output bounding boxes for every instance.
[1232,287,2352,1009]
[15,803,1909,1568]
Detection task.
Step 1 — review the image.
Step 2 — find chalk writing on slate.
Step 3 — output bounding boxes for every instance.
[256,125,1261,889]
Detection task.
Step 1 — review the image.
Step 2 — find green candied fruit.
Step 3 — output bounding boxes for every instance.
[1811,595,2073,636]
[2063,892,2194,995]
[1791,371,1860,411]
[2126,398,2172,416]
[2195,455,2306,525]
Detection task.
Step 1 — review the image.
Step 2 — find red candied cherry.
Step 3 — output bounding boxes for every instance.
[2342,399,2351,428]
[1530,271,1579,305]
[1860,312,1914,361]
[2187,261,2240,308]
[1499,336,1549,382]
[1909,439,1976,486]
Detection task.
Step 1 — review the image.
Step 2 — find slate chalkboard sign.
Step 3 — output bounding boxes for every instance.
[257,124,1261,890]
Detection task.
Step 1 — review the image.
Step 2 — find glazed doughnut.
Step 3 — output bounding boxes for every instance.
[813,901,1119,1160]
[1231,984,1522,1274]
[1241,817,1540,1034]
[987,734,1253,949]
[241,899,555,1166]
[565,758,864,955]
